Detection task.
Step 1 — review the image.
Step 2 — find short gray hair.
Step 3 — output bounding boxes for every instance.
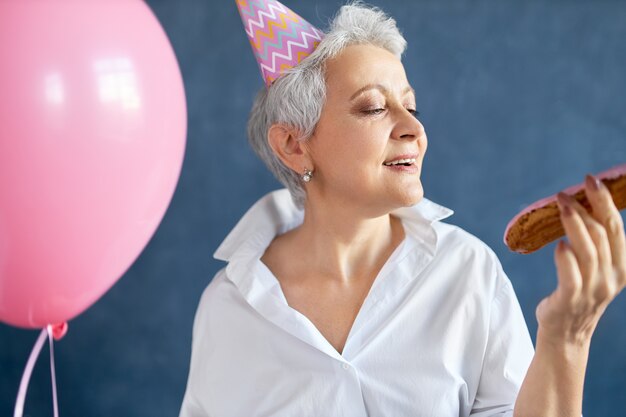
[247,1,407,210]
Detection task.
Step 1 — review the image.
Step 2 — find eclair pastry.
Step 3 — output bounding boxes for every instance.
[504,163,626,254]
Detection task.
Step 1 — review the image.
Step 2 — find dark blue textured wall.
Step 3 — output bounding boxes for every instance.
[1,0,625,416]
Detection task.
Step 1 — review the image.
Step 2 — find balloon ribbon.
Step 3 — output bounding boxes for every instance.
[14,324,63,417]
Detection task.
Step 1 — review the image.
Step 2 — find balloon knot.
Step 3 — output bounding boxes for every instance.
[48,322,68,341]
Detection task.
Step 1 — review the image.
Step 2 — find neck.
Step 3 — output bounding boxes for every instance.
[290,197,405,284]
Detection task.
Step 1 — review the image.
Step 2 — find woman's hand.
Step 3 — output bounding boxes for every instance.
[535,174,626,347]
[514,176,621,417]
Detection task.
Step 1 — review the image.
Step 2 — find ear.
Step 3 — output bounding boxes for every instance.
[267,124,311,174]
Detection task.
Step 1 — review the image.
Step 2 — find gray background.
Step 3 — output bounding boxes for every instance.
[1,0,625,415]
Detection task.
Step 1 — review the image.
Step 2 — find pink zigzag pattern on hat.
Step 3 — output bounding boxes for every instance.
[236,0,323,85]
[240,0,289,37]
[260,29,323,76]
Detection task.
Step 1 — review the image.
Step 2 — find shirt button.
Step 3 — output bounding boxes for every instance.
[342,363,350,370]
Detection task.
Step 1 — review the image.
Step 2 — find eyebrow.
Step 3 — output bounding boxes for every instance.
[349,84,415,101]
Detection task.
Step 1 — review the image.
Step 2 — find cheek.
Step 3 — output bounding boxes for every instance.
[347,139,386,172]
[311,116,389,176]
[323,127,381,162]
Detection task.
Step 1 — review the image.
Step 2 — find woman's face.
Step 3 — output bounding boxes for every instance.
[305,43,427,214]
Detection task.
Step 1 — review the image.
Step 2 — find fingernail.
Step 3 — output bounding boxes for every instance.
[586,174,601,191]
[557,192,573,216]
[560,202,572,216]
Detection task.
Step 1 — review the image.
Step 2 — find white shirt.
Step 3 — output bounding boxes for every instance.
[179,189,535,417]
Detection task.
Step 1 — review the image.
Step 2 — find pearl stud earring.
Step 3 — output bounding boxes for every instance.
[302,168,313,182]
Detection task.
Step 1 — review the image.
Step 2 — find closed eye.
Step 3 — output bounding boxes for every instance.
[362,108,420,117]
[363,108,385,115]
[407,109,420,118]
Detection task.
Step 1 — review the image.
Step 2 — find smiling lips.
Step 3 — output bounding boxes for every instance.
[383,158,419,173]
[382,153,419,167]
[383,157,417,167]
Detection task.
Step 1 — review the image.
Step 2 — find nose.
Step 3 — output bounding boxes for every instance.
[390,106,424,141]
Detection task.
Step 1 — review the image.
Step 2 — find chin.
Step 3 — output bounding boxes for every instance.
[394,184,424,207]
[402,192,424,207]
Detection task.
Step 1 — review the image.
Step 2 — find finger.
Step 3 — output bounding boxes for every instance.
[554,240,583,306]
[584,174,626,281]
[559,190,613,292]
[557,192,599,285]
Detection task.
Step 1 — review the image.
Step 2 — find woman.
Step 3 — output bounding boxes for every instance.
[180,2,626,416]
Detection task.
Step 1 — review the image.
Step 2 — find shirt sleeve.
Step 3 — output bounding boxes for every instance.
[469,257,535,417]
[179,389,207,417]
[179,283,215,417]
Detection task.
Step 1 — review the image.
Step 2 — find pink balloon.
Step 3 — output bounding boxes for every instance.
[0,1,187,328]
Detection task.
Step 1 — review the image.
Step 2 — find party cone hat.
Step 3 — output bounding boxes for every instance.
[236,0,324,86]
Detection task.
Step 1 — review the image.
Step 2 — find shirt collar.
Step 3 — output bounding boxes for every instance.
[213,188,454,262]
